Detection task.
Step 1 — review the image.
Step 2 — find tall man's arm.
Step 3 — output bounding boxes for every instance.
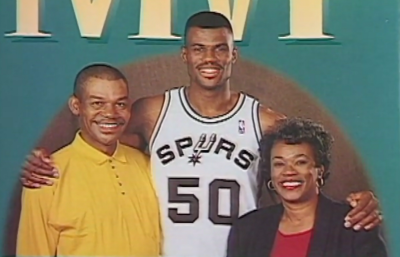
[119,97,153,152]
[258,105,382,231]
[120,94,165,153]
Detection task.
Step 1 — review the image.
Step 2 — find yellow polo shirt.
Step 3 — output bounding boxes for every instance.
[17,132,162,256]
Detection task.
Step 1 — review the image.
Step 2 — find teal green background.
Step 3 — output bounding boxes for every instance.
[1,0,399,256]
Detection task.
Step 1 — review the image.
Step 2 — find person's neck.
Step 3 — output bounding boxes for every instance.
[281,194,319,227]
[79,131,117,156]
[186,82,233,117]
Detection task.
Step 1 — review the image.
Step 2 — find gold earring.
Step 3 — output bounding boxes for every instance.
[267,180,275,191]
[316,176,325,188]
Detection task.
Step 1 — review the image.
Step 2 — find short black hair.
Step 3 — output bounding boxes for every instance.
[257,117,334,200]
[184,11,233,44]
[73,63,128,98]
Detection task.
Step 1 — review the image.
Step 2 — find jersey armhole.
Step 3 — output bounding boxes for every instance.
[251,99,263,145]
[148,90,171,152]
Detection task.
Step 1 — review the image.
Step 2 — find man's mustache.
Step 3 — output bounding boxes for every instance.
[196,63,223,69]
[94,118,126,125]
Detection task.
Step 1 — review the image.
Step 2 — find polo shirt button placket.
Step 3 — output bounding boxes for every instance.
[109,159,118,179]
[110,159,125,195]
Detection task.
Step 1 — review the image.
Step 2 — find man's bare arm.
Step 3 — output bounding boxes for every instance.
[122,94,165,150]
[258,105,287,134]
[119,97,152,151]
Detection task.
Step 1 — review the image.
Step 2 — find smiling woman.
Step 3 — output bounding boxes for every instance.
[270,141,324,202]
[262,118,333,204]
[226,117,388,257]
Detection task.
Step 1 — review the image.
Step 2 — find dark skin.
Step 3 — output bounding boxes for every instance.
[70,77,131,156]
[21,26,382,231]
[270,142,324,234]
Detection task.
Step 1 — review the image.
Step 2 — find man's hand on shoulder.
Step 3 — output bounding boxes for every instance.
[344,191,383,231]
[20,149,58,188]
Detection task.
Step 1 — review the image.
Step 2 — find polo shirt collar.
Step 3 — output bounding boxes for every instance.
[71,131,127,164]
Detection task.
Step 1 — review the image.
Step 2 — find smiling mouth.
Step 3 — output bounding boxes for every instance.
[280,180,303,190]
[96,122,124,131]
[199,67,221,78]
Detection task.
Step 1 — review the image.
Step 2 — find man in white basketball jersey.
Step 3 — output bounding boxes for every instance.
[21,11,382,257]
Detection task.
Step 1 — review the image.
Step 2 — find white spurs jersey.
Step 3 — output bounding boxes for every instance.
[150,87,262,257]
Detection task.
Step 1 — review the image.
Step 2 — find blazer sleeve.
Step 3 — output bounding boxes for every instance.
[353,225,388,257]
[226,221,245,257]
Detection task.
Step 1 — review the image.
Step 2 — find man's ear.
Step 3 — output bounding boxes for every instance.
[232,46,238,64]
[68,95,80,116]
[181,46,188,64]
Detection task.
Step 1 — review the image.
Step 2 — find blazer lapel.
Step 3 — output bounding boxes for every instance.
[257,204,283,257]
[307,194,334,257]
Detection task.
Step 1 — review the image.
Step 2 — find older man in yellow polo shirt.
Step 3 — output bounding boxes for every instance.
[17,63,162,256]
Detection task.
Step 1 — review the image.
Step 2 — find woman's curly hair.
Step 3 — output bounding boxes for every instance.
[257,117,334,202]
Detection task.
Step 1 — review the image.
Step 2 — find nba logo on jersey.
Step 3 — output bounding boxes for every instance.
[238,120,245,134]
